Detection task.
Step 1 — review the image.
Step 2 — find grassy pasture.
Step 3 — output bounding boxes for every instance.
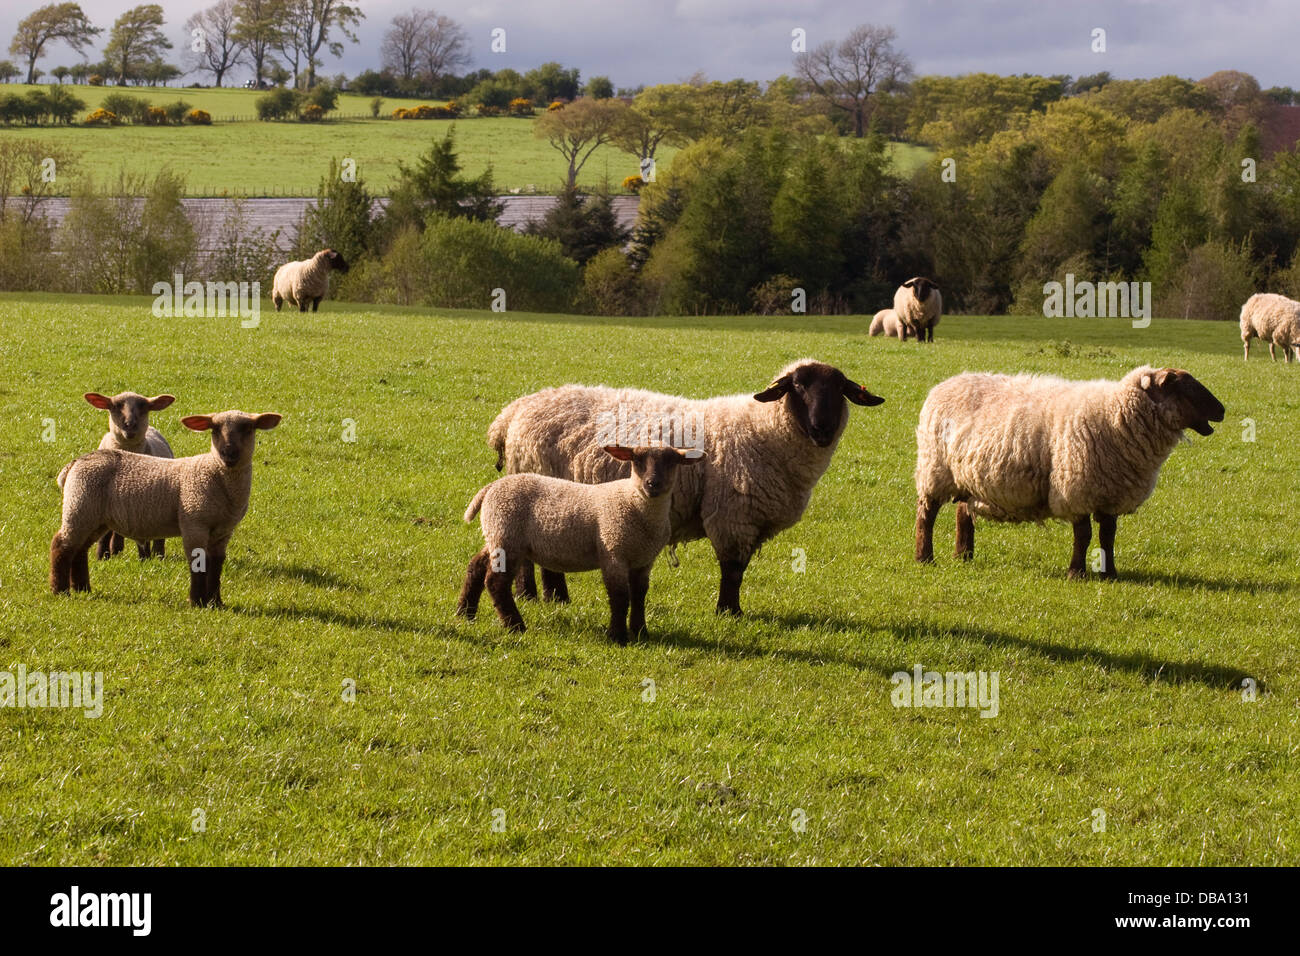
[1,83,931,195]
[0,295,1296,865]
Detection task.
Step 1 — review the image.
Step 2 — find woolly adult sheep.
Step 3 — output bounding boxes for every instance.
[914,365,1224,579]
[894,277,942,342]
[83,391,175,560]
[458,445,703,643]
[868,308,904,339]
[488,359,884,615]
[51,410,282,606]
[272,248,349,312]
[1239,292,1300,362]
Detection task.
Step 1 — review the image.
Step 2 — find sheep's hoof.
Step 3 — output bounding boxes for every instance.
[1066,568,1087,581]
[606,629,629,645]
[504,620,526,633]
[715,604,743,617]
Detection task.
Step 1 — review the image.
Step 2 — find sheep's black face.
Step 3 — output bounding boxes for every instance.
[753,362,884,447]
[1143,368,1225,436]
[325,249,350,273]
[604,445,704,497]
[904,277,938,302]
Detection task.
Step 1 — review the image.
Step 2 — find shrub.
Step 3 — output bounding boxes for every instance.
[256,87,301,121]
[205,199,284,290]
[523,187,629,266]
[622,174,645,192]
[84,108,117,126]
[163,100,192,125]
[144,106,168,126]
[101,93,142,123]
[508,97,535,116]
[304,84,338,113]
[0,217,58,291]
[185,109,212,125]
[547,100,565,111]
[88,74,103,86]
[370,97,383,118]
[300,104,325,122]
[476,104,502,117]
[296,157,374,265]
[750,274,804,315]
[393,103,461,120]
[1155,239,1260,320]
[582,247,639,315]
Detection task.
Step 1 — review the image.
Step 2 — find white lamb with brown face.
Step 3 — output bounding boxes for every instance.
[84,391,176,560]
[458,445,703,644]
[914,365,1225,579]
[52,410,282,607]
[272,248,349,312]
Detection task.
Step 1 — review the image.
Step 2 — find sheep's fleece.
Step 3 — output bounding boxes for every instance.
[916,365,1225,522]
[1239,292,1300,360]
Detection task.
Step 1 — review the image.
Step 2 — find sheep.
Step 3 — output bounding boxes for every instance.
[487,359,884,615]
[1239,292,1300,362]
[868,308,904,339]
[914,365,1224,579]
[51,410,282,607]
[458,445,703,643]
[894,277,942,343]
[82,391,176,560]
[271,248,349,313]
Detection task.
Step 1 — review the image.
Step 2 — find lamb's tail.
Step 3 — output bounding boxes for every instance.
[464,486,489,523]
[56,461,74,490]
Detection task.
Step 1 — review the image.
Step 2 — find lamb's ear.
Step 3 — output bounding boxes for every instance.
[679,448,706,464]
[753,375,792,402]
[253,413,282,430]
[147,394,176,411]
[182,415,214,431]
[843,379,884,406]
[84,392,112,410]
[603,445,633,461]
[902,279,915,288]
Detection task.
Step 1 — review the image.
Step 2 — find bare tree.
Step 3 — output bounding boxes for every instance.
[382,10,468,88]
[186,0,245,87]
[381,9,431,81]
[417,12,468,86]
[795,24,912,137]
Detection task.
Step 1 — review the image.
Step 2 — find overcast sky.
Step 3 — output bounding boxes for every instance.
[4,0,1297,89]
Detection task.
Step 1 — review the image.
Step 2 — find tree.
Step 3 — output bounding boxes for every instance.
[0,61,19,83]
[51,65,69,84]
[382,9,468,88]
[611,85,696,162]
[104,5,171,86]
[795,24,912,137]
[534,97,626,188]
[417,11,468,86]
[233,0,282,87]
[186,0,245,87]
[584,75,613,99]
[380,126,502,237]
[9,3,101,84]
[523,187,629,265]
[524,62,580,102]
[279,0,363,89]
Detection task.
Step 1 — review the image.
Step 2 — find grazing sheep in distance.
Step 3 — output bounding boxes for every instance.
[1239,292,1300,362]
[83,391,175,560]
[894,277,942,342]
[914,365,1224,579]
[458,445,703,643]
[272,249,349,312]
[488,359,884,615]
[52,410,282,606]
[869,308,904,339]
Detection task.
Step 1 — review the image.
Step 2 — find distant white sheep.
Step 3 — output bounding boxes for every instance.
[1239,292,1300,362]
[272,249,349,312]
[894,277,942,342]
[868,308,904,338]
[914,365,1224,579]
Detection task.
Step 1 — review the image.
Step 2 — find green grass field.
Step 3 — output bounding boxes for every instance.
[3,83,930,195]
[1,295,1295,865]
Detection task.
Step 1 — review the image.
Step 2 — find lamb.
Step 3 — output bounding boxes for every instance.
[271,248,349,312]
[893,277,942,343]
[458,446,702,643]
[914,365,1224,579]
[1239,292,1300,362]
[83,391,176,560]
[487,359,884,615]
[868,308,904,339]
[51,410,282,607]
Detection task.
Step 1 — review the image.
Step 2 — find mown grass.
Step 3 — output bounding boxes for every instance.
[0,294,1296,865]
[4,83,930,195]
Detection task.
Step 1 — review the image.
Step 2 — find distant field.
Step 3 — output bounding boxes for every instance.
[2,83,930,195]
[1,296,1296,865]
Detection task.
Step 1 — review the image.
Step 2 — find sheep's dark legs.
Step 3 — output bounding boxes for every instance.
[486,566,526,632]
[628,565,651,638]
[1095,513,1118,580]
[205,538,228,608]
[601,566,631,644]
[926,326,935,343]
[915,496,940,563]
[457,548,491,619]
[136,539,151,560]
[514,560,539,600]
[1068,516,1092,580]
[50,532,74,593]
[311,298,321,311]
[152,539,166,558]
[716,555,751,616]
[96,531,114,560]
[540,568,570,603]
[954,501,974,560]
[299,300,309,312]
[273,292,283,312]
